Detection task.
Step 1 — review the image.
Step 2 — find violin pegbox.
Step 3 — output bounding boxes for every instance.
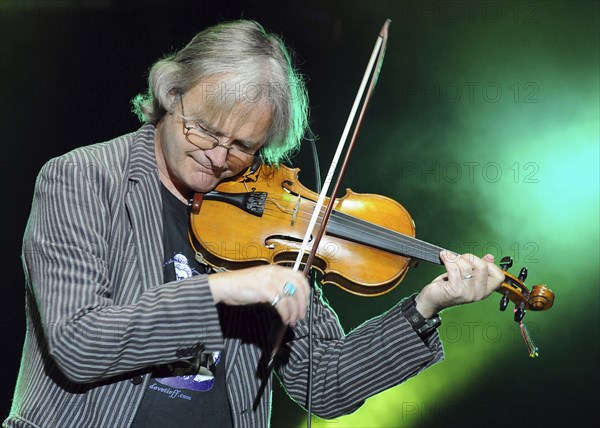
[497,256,555,358]
[498,256,555,323]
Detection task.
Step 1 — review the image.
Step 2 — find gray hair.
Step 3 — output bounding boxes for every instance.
[132,20,309,165]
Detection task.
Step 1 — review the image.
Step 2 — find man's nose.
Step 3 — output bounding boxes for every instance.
[204,144,229,169]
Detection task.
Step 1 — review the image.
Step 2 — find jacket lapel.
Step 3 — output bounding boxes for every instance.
[125,125,164,291]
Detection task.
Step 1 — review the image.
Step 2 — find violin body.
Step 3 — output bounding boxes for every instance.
[189,164,554,320]
[189,164,416,296]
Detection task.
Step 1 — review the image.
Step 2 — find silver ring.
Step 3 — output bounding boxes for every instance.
[283,281,296,297]
[462,274,474,280]
[271,293,283,307]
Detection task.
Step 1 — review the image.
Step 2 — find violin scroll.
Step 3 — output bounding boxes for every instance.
[497,256,555,323]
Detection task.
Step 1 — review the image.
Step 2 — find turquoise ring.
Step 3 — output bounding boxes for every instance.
[283,281,296,297]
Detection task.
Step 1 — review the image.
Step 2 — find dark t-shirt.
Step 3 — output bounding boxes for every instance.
[131,185,233,427]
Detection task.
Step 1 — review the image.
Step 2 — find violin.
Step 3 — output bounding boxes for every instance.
[189,163,555,324]
[189,20,554,359]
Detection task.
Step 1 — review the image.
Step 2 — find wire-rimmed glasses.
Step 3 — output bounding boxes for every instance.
[178,94,258,167]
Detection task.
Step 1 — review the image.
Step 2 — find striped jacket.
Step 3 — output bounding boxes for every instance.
[4,125,444,427]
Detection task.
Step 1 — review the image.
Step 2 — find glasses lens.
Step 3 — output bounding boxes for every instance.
[226,149,254,167]
[186,128,254,167]
[185,128,217,150]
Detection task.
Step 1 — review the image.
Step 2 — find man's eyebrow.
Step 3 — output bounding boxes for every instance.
[196,118,262,148]
[233,137,261,149]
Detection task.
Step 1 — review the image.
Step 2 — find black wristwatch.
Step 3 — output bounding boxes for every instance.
[400,293,442,338]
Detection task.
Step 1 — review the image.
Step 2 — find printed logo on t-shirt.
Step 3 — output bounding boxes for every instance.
[155,351,222,392]
[168,253,200,280]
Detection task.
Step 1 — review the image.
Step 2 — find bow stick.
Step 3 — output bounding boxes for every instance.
[268,19,392,368]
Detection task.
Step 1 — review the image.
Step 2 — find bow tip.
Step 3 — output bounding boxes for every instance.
[380,19,392,37]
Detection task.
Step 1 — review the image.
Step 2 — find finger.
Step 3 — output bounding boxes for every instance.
[477,254,506,293]
[274,273,309,325]
[466,254,492,300]
[468,254,508,301]
[486,260,506,292]
[483,253,495,263]
[271,291,296,325]
[470,254,489,279]
[289,271,310,319]
[286,281,303,325]
[440,250,459,274]
[441,251,472,283]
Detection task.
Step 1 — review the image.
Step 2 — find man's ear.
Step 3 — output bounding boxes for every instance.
[166,87,183,111]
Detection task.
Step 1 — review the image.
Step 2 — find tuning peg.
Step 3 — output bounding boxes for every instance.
[514,307,525,322]
[514,302,526,322]
[500,256,513,271]
[499,294,509,311]
[518,267,528,282]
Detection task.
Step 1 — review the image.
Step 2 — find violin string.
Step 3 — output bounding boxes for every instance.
[328,209,446,264]
[262,194,444,258]
[255,194,446,263]
[212,187,446,263]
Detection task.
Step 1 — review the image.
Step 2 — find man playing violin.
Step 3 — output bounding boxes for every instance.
[4,20,504,428]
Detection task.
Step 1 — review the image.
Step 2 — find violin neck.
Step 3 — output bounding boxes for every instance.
[328,210,448,265]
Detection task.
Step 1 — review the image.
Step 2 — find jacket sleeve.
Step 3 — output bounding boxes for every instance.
[22,155,224,384]
[276,290,444,419]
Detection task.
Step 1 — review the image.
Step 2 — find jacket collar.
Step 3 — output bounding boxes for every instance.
[128,124,158,183]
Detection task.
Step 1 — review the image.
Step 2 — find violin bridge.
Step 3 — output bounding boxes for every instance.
[290,195,301,226]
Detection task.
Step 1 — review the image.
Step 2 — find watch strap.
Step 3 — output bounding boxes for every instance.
[400,293,442,338]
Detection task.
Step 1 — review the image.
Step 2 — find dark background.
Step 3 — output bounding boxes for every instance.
[1,1,598,427]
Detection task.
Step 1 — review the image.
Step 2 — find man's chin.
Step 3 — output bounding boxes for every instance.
[187,175,221,193]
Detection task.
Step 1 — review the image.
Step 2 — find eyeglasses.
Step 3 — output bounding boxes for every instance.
[178,94,258,167]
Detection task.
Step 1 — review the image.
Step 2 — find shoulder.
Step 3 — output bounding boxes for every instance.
[38,125,156,187]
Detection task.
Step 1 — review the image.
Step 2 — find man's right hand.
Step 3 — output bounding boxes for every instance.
[208,264,310,326]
